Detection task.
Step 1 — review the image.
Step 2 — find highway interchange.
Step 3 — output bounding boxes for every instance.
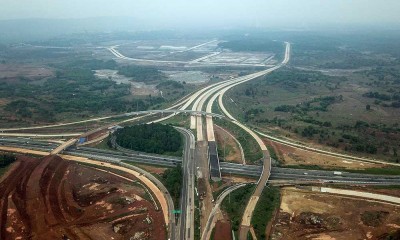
[2,137,400,186]
[1,40,400,240]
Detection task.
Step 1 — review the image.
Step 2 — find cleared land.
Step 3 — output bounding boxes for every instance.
[264,139,381,169]
[270,187,400,240]
[0,155,166,240]
[226,34,400,162]
[214,125,243,164]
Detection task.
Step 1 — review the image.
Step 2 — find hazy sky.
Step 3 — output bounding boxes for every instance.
[1,0,400,28]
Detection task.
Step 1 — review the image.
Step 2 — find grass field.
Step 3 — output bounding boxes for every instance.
[226,65,400,162]
[221,184,255,237]
[215,118,263,164]
[251,186,280,239]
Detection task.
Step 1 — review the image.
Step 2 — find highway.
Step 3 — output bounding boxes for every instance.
[0,138,177,240]
[2,138,400,185]
[201,183,247,240]
[219,162,400,185]
[4,39,400,240]
[175,127,196,240]
[107,40,272,68]
[214,42,290,240]
[255,130,400,167]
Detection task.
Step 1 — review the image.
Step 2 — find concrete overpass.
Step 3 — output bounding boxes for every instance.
[50,138,77,155]
[123,109,225,118]
[12,109,225,155]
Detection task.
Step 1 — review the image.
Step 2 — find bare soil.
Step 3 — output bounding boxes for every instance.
[86,129,109,141]
[213,220,233,240]
[265,139,380,170]
[0,155,166,240]
[0,98,9,107]
[270,187,400,240]
[214,125,243,164]
[0,64,53,83]
[136,164,167,176]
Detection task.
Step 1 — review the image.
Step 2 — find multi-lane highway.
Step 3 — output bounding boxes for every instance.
[3,39,400,240]
[2,138,400,186]
[175,127,196,240]
[201,183,247,240]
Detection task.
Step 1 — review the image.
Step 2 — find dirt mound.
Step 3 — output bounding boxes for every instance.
[213,220,232,240]
[0,155,166,240]
[361,211,389,227]
[378,229,400,240]
[271,188,400,240]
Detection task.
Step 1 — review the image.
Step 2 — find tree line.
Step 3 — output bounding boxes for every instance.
[115,123,182,155]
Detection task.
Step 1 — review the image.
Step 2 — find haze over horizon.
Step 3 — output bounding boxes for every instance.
[1,0,400,29]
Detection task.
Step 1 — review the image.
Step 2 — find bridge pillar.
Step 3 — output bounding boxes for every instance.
[208,141,221,181]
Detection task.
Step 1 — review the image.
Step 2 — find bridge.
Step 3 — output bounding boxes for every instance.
[123,109,225,118]
[50,138,78,155]
[47,109,225,155]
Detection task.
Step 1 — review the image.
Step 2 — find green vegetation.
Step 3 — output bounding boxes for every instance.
[215,118,263,164]
[362,91,400,109]
[117,65,166,83]
[228,65,400,161]
[93,136,115,151]
[1,59,165,124]
[372,185,400,190]
[162,164,182,208]
[115,123,182,156]
[156,80,196,103]
[212,184,230,200]
[221,184,255,236]
[194,186,201,240]
[275,96,343,113]
[361,210,389,227]
[252,186,280,240]
[156,80,184,89]
[225,35,400,162]
[283,164,400,175]
[0,153,16,176]
[218,39,283,53]
[266,145,281,164]
[52,59,118,70]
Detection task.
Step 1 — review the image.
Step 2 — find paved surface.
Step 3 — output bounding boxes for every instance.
[3,138,400,185]
[50,138,77,154]
[208,141,221,180]
[216,43,290,240]
[214,125,245,164]
[256,130,400,167]
[317,187,400,205]
[0,145,176,239]
[201,184,247,240]
[175,127,196,240]
[108,40,272,68]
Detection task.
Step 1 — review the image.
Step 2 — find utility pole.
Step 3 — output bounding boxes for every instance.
[229,171,231,204]
[224,135,227,161]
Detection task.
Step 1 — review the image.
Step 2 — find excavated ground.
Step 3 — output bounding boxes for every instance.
[0,155,166,240]
[270,187,400,240]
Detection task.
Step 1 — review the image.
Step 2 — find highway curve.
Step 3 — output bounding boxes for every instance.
[0,146,176,240]
[0,155,167,240]
[214,42,291,240]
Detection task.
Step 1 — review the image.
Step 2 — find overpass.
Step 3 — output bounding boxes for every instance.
[25,109,225,155]
[123,109,225,118]
[50,138,77,155]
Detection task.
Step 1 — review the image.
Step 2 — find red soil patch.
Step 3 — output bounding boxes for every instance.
[86,129,109,141]
[0,155,166,240]
[213,220,232,240]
